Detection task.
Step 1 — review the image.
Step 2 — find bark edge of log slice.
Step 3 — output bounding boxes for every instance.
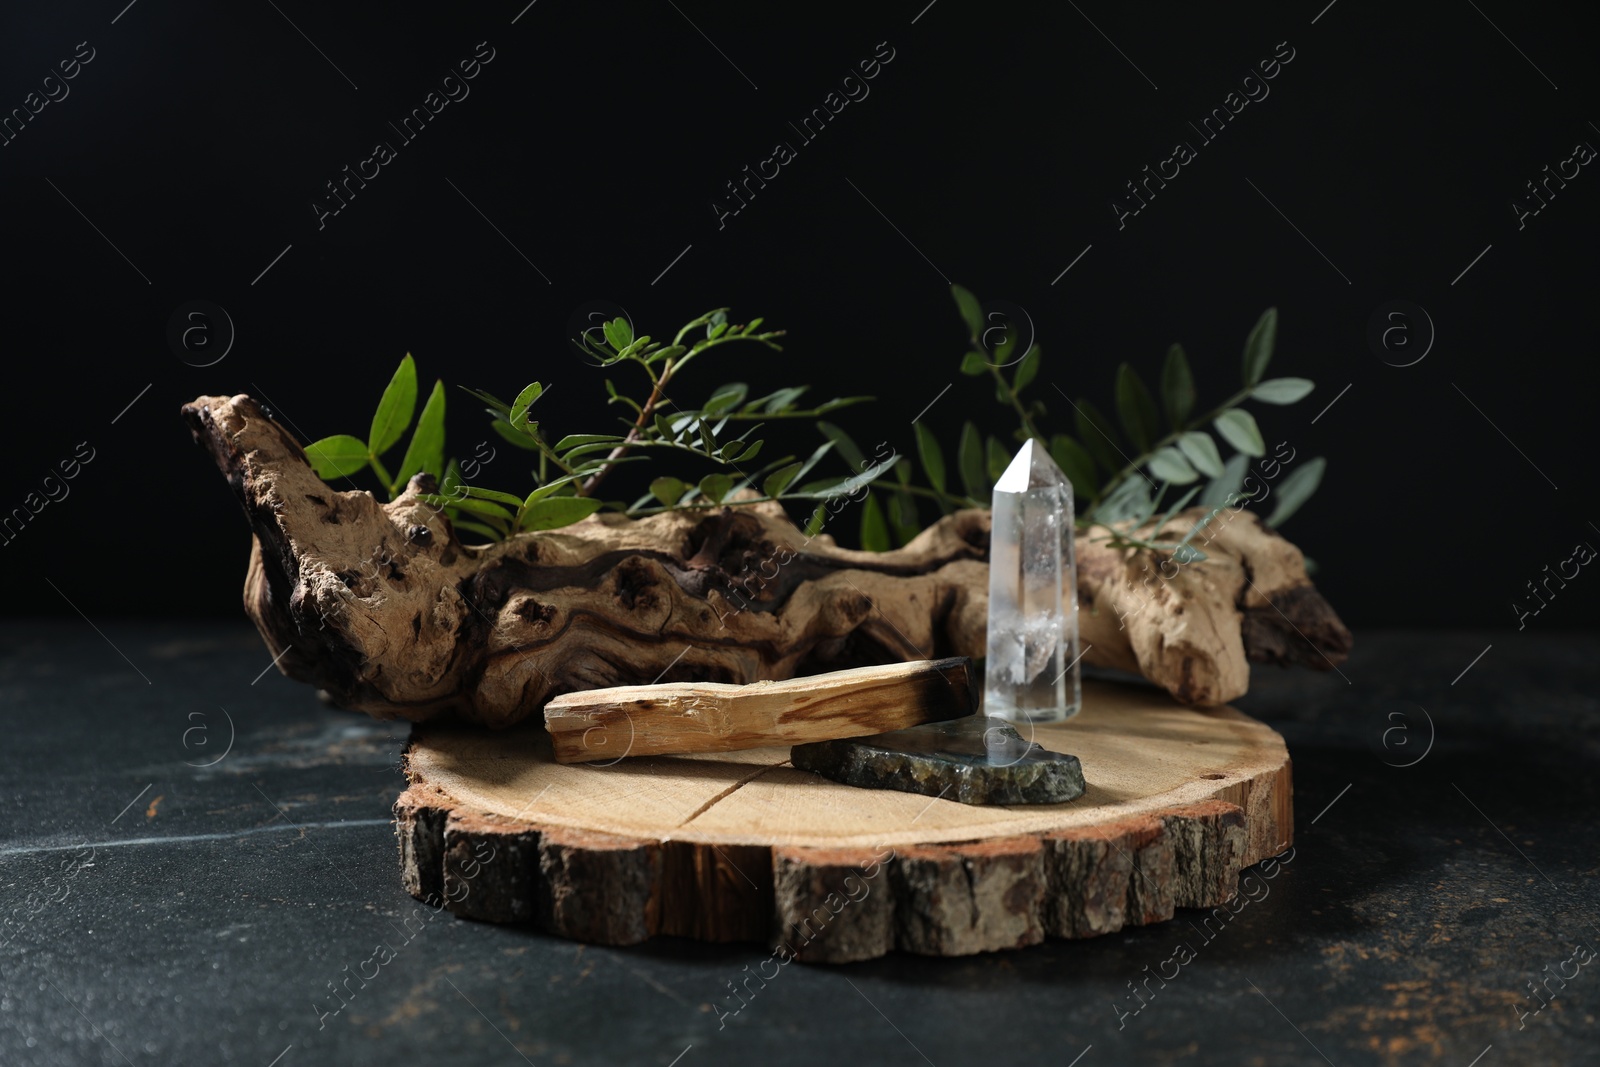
[394,679,1293,962]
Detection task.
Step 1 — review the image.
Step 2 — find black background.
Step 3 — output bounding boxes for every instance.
[2,0,1596,630]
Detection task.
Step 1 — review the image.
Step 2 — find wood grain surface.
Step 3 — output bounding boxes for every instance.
[396,679,1293,961]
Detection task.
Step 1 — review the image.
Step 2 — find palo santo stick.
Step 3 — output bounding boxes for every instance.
[543,657,976,764]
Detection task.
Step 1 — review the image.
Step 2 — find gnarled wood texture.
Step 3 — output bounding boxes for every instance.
[395,679,1293,961]
[183,392,1349,720]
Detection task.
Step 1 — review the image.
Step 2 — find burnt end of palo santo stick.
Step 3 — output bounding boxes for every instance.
[543,657,976,764]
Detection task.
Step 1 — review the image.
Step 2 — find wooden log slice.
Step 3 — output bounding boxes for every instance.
[394,679,1292,963]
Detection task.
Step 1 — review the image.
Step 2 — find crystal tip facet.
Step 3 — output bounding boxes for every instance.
[993,438,1070,494]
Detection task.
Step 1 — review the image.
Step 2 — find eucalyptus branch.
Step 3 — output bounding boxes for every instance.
[877,289,1325,557]
[1092,387,1251,505]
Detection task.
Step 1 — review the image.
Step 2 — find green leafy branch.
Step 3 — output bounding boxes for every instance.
[305,310,890,542]
[851,287,1327,558]
[300,299,1327,558]
[305,354,447,500]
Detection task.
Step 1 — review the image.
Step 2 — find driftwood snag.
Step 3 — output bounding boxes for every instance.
[544,658,976,763]
[396,679,1293,962]
[184,393,1349,718]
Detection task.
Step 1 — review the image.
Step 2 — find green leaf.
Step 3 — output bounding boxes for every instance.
[649,476,687,507]
[1242,307,1278,387]
[1251,377,1315,405]
[555,434,623,453]
[447,496,515,522]
[572,455,646,473]
[1073,398,1122,475]
[817,396,873,416]
[1214,409,1266,456]
[1048,434,1098,500]
[1171,501,1217,559]
[754,385,808,413]
[1153,485,1202,532]
[959,351,987,376]
[439,458,463,501]
[1094,475,1153,526]
[450,518,503,542]
[951,284,984,340]
[817,421,866,471]
[805,451,899,500]
[763,461,804,498]
[369,354,419,456]
[602,317,633,352]
[704,382,749,415]
[730,439,762,463]
[859,494,890,552]
[1176,431,1224,478]
[1115,363,1160,453]
[958,421,986,499]
[792,440,836,484]
[524,474,584,503]
[986,437,1010,483]
[395,380,447,491]
[448,518,502,543]
[458,485,526,507]
[305,434,370,479]
[991,323,1018,368]
[803,505,827,538]
[1013,346,1041,393]
[1147,446,1199,484]
[521,496,604,531]
[1266,457,1326,527]
[887,488,920,545]
[1199,453,1251,508]
[509,382,543,430]
[1161,343,1196,428]
[563,440,631,461]
[914,423,946,494]
[491,418,540,450]
[460,386,512,418]
[698,473,735,504]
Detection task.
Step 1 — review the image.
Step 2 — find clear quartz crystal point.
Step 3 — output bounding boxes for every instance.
[983,438,1081,724]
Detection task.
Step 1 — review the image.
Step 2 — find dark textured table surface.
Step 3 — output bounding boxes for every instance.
[2,622,1596,1066]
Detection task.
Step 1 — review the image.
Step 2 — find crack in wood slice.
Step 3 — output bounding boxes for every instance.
[675,763,786,829]
[394,682,1292,962]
